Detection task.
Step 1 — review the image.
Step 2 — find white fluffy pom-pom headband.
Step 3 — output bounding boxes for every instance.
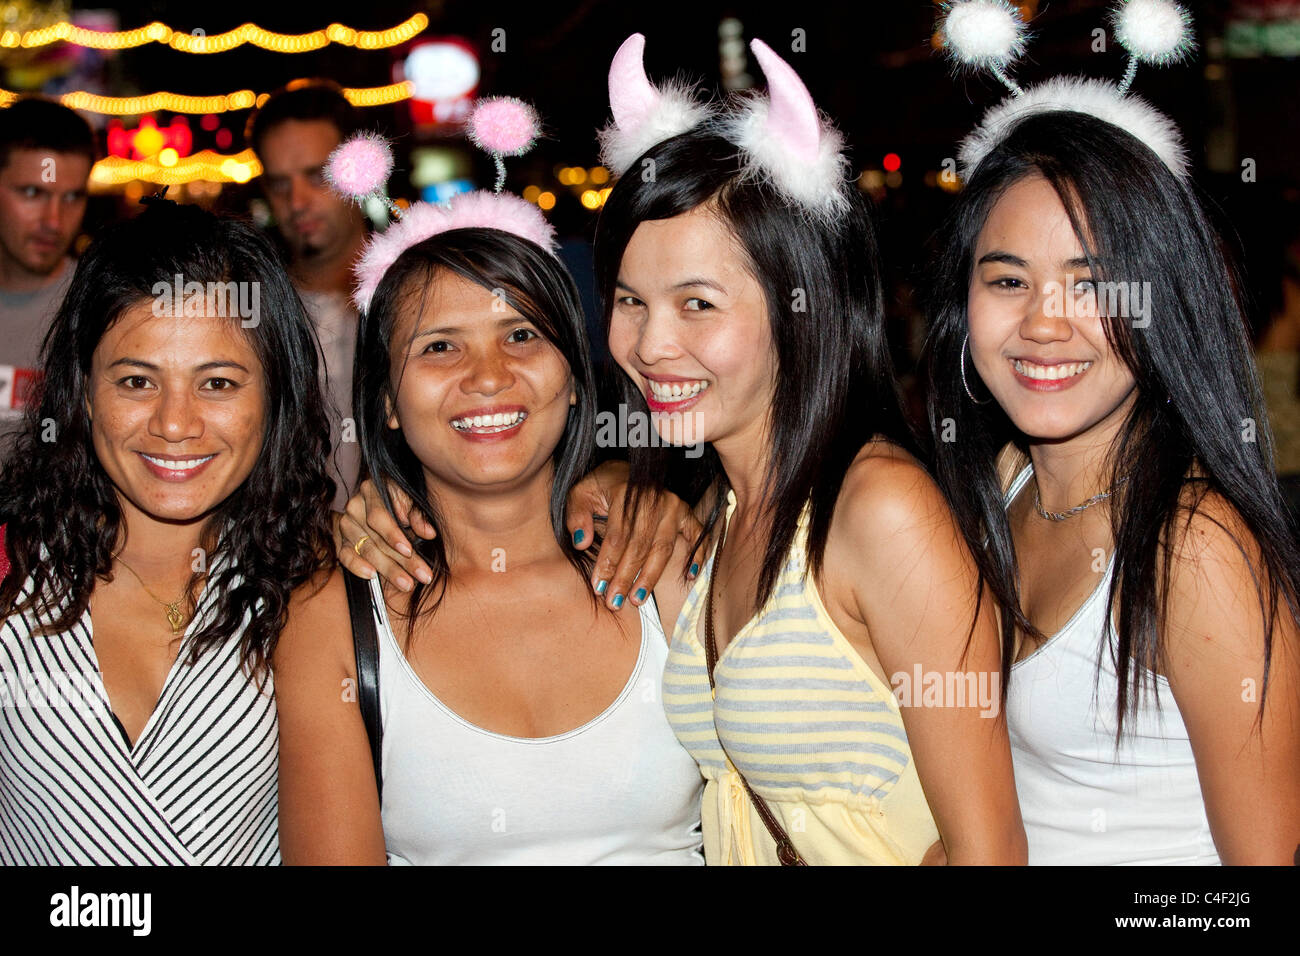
[938,0,1197,179]
[598,32,853,224]
[327,96,557,314]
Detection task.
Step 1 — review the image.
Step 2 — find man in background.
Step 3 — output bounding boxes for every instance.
[247,81,369,509]
[0,97,93,443]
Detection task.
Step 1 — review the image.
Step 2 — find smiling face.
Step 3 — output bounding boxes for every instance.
[608,202,775,451]
[87,300,268,528]
[967,174,1138,444]
[386,269,575,496]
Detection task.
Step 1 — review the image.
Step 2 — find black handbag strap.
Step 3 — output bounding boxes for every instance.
[343,569,383,802]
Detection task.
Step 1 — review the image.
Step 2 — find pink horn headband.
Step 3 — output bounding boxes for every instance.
[597,33,714,175]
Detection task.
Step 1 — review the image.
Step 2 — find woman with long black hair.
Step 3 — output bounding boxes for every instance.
[337,36,1027,865]
[0,201,335,864]
[275,224,706,865]
[923,2,1300,862]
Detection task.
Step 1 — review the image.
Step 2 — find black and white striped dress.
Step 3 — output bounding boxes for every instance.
[0,567,279,865]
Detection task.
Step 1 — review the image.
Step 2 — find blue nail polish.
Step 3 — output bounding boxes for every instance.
[635,587,648,602]
[612,594,624,609]
[595,579,608,594]
[572,528,584,545]
[689,562,700,576]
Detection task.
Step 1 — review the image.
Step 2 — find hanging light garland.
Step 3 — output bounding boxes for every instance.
[89,149,263,186]
[0,14,427,53]
[0,81,414,115]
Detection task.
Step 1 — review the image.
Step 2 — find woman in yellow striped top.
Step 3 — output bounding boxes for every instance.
[334,37,1027,865]
[593,38,1027,864]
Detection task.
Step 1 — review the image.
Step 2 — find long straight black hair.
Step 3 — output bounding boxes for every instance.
[0,202,335,680]
[353,228,598,640]
[922,110,1300,735]
[594,131,915,608]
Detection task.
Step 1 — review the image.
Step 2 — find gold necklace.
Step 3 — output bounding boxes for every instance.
[114,556,189,635]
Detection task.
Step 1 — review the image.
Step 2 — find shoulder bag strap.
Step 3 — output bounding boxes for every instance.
[343,569,383,802]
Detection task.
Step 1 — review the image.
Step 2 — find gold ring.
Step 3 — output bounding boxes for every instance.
[353,534,371,556]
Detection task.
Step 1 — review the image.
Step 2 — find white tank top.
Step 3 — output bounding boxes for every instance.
[1004,465,1220,865]
[369,576,705,865]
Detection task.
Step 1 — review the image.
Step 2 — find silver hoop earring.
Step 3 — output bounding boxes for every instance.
[960,333,991,405]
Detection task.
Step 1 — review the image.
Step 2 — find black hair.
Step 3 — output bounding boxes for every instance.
[593,131,915,608]
[0,96,96,169]
[0,202,335,680]
[245,79,362,156]
[354,229,597,640]
[922,110,1300,735]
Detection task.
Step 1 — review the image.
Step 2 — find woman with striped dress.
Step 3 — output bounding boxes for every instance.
[0,202,336,864]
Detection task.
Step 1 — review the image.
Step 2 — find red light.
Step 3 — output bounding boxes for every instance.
[215,128,233,149]
[200,113,220,132]
[883,152,901,172]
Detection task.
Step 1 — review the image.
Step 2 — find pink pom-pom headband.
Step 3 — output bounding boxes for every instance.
[325,96,557,313]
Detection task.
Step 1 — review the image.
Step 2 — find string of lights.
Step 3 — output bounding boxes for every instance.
[0,81,414,115]
[89,149,262,186]
[0,14,427,53]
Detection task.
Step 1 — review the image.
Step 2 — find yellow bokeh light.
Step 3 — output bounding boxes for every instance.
[4,83,410,116]
[589,166,609,185]
[537,191,556,211]
[12,14,426,52]
[523,185,540,202]
[580,189,600,210]
[90,149,263,186]
[132,125,164,157]
[158,148,179,167]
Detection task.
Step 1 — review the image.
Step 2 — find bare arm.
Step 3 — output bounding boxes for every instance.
[335,461,703,611]
[834,450,1026,865]
[273,568,388,865]
[1164,498,1300,864]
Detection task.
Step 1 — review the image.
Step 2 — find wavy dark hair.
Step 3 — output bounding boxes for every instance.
[0,202,335,681]
[353,228,597,640]
[594,131,915,609]
[922,110,1300,736]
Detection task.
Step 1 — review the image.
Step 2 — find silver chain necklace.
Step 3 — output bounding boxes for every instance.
[1033,475,1130,522]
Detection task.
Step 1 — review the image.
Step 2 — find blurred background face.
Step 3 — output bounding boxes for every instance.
[87,300,268,528]
[608,203,775,450]
[966,174,1137,444]
[0,148,89,277]
[386,269,575,496]
[257,119,359,263]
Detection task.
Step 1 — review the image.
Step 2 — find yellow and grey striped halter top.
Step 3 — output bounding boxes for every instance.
[662,491,939,865]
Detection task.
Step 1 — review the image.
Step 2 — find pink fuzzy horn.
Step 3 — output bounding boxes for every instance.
[748,38,820,165]
[597,33,712,174]
[608,33,658,134]
[717,38,850,221]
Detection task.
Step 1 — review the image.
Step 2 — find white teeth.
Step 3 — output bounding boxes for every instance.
[648,379,709,402]
[142,454,214,471]
[1013,359,1092,381]
[451,410,527,433]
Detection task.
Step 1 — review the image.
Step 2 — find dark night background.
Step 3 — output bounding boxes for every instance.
[6,0,1299,393]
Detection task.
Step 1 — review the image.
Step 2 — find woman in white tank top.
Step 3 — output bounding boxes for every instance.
[274,212,704,864]
[920,106,1300,862]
